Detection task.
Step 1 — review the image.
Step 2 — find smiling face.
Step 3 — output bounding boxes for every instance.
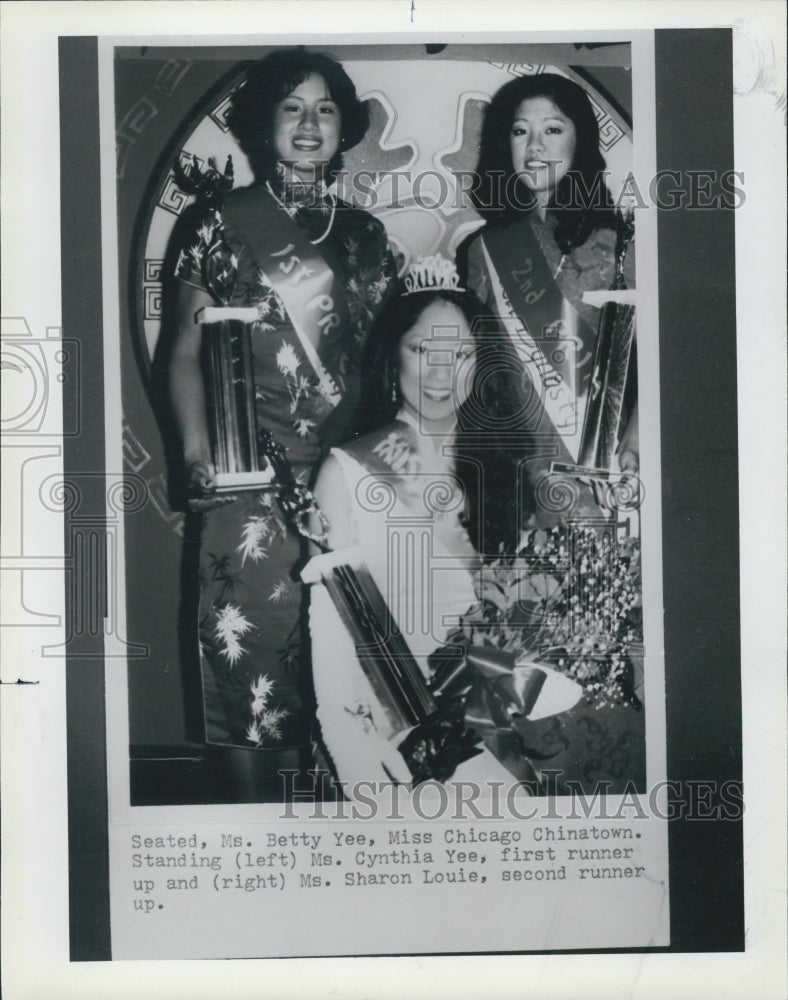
[397,301,476,434]
[272,73,342,182]
[510,96,578,207]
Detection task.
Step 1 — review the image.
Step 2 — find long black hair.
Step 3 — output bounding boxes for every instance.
[472,72,617,254]
[348,283,525,554]
[227,48,370,186]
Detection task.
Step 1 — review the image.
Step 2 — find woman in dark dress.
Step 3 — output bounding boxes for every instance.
[169,49,396,801]
[457,74,644,792]
[459,72,638,524]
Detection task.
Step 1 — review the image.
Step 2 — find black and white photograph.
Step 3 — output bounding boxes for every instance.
[1,0,785,996]
[120,41,646,804]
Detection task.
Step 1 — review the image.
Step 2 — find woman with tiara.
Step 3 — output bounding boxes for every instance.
[458,72,638,524]
[305,257,582,797]
[168,49,395,801]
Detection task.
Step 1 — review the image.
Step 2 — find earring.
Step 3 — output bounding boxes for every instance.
[391,384,398,403]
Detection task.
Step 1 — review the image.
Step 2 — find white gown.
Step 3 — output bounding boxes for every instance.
[307,426,525,799]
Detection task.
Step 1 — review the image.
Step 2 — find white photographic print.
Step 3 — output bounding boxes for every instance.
[1,2,785,998]
[104,34,669,958]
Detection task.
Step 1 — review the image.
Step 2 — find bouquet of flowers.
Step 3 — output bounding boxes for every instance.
[458,524,643,711]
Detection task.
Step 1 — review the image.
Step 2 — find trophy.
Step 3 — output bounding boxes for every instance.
[551,208,637,487]
[576,207,637,472]
[198,303,277,493]
[174,155,277,493]
[301,548,482,784]
[301,548,441,733]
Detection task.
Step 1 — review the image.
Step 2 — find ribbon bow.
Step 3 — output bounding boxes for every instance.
[430,644,583,784]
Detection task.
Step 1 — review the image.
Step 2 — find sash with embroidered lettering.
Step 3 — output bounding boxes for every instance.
[480,221,598,461]
[221,185,353,409]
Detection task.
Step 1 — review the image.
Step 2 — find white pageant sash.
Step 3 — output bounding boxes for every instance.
[480,237,586,461]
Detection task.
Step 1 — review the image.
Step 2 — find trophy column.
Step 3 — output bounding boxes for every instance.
[548,209,638,508]
[576,288,637,472]
[197,305,276,492]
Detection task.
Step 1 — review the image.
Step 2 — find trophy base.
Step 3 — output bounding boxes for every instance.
[214,468,277,493]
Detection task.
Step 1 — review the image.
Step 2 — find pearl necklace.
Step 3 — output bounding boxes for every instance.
[265,180,337,246]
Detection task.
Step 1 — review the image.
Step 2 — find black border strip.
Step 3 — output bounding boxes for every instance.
[656,28,744,951]
[61,35,112,962]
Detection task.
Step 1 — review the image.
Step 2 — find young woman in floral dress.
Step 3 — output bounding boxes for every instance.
[169,49,395,800]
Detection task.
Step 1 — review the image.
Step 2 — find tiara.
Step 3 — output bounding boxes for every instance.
[403,254,466,295]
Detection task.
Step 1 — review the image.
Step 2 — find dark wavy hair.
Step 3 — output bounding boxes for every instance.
[472,72,616,253]
[349,284,525,554]
[227,48,370,185]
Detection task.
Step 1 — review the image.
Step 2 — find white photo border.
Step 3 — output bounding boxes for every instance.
[1,1,785,998]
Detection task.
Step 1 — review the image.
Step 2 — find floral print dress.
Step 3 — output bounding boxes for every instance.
[176,189,395,749]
